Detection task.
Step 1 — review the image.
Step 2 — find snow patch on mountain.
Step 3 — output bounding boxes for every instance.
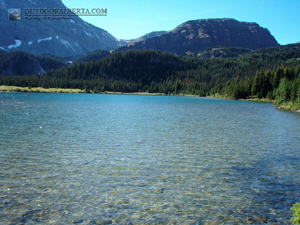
[38,37,53,43]
[8,40,22,49]
[84,30,93,38]
[39,67,45,74]
[28,0,37,5]
[1,0,8,10]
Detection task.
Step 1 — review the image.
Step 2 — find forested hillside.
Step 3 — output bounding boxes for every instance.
[73,50,111,63]
[0,51,67,76]
[1,44,300,109]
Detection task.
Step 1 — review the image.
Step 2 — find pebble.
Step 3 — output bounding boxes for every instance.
[89,219,112,224]
[73,219,83,224]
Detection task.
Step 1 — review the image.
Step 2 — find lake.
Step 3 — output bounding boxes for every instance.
[0,93,300,224]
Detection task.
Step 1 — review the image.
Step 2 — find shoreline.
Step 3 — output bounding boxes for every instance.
[0,85,196,97]
[0,85,86,93]
[207,95,300,112]
[1,85,299,112]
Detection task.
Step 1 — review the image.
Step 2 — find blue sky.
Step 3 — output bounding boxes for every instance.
[62,0,300,45]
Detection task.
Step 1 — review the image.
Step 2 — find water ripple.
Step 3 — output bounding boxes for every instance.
[0,93,300,224]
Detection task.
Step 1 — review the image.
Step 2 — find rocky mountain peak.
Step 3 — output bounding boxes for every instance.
[119,18,279,55]
[0,0,120,57]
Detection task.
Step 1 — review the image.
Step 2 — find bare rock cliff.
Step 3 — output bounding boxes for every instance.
[119,18,279,55]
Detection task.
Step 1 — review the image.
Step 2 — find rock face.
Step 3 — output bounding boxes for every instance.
[119,18,279,55]
[0,0,120,57]
[196,47,251,59]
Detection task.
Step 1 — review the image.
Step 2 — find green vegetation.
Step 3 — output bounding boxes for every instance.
[38,54,68,71]
[0,85,85,93]
[213,65,300,110]
[291,203,300,225]
[0,51,67,76]
[1,44,300,109]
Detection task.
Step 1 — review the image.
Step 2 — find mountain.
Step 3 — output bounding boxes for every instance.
[118,31,167,46]
[0,0,120,57]
[119,18,279,55]
[133,31,167,42]
[0,50,66,76]
[128,31,167,44]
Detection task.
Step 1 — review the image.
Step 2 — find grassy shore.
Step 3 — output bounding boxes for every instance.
[241,98,299,112]
[208,93,300,112]
[274,102,300,112]
[104,91,165,96]
[0,85,86,93]
[240,98,274,103]
[208,93,274,102]
[1,85,299,112]
[0,86,182,96]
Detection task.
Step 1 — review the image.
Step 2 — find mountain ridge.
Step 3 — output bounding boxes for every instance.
[119,18,279,55]
[0,2,279,59]
[118,31,167,47]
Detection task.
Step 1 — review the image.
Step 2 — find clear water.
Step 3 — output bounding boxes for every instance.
[0,93,300,225]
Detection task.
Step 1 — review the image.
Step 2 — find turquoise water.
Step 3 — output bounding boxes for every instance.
[0,93,300,224]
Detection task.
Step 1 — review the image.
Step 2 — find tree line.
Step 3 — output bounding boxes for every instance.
[214,65,300,108]
[0,44,300,108]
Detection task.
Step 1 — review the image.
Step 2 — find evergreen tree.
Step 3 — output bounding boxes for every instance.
[252,72,260,97]
[290,79,298,102]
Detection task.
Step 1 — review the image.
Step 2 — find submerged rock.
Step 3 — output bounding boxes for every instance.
[73,219,84,224]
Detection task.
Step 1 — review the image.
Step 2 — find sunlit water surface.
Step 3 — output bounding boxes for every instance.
[0,93,300,224]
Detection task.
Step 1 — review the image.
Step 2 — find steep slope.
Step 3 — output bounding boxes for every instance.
[0,0,120,57]
[119,18,279,55]
[0,51,66,76]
